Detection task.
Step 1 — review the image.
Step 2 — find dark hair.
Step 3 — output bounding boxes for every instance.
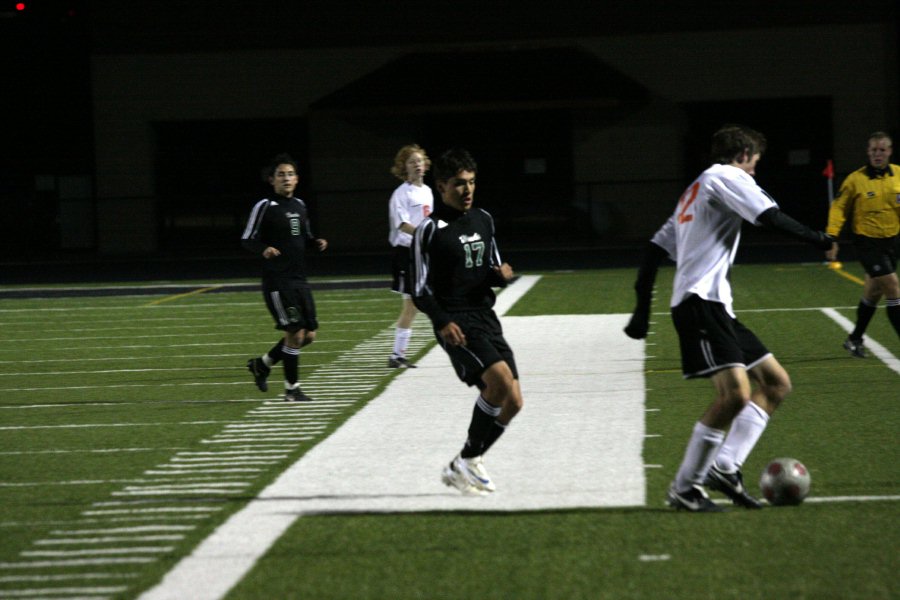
[710,125,767,164]
[262,153,299,181]
[432,148,478,182]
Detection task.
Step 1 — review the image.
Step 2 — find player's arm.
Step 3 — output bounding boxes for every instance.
[409,221,454,331]
[624,217,674,340]
[485,214,512,288]
[240,199,271,256]
[624,243,668,340]
[389,190,416,235]
[756,207,833,250]
[824,177,854,260]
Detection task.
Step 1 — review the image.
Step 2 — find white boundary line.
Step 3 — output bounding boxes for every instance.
[820,308,900,375]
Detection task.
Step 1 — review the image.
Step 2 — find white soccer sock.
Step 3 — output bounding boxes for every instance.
[391,327,412,358]
[674,421,725,492]
[715,402,769,473]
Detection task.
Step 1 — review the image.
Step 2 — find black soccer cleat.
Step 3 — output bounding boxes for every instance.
[704,464,763,509]
[284,388,313,402]
[666,484,726,512]
[842,337,866,358]
[623,309,650,340]
[388,356,417,368]
[246,358,271,392]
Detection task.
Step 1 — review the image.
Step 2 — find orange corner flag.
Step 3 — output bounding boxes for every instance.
[822,159,834,179]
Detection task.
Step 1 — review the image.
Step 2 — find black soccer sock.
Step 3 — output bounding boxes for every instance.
[266,341,285,366]
[886,299,900,338]
[850,298,877,340]
[460,395,501,459]
[480,420,508,456]
[282,345,299,388]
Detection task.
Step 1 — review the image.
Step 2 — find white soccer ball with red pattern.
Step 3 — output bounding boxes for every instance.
[759,457,811,506]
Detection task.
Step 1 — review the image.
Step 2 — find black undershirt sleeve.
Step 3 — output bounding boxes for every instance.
[756,207,833,250]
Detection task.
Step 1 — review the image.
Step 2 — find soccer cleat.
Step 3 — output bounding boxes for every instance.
[283,387,313,402]
[704,464,763,509]
[666,484,725,512]
[388,356,417,368]
[842,337,866,358]
[457,455,496,492]
[623,309,650,340]
[246,358,271,392]
[441,456,490,496]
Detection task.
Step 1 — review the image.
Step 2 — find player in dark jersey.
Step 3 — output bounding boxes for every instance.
[241,154,328,402]
[410,148,520,495]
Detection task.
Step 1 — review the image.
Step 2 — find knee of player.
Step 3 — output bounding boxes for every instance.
[302,332,316,347]
[507,391,524,415]
[767,377,792,403]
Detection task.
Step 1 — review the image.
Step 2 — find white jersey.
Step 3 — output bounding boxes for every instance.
[657,163,777,317]
[388,181,434,247]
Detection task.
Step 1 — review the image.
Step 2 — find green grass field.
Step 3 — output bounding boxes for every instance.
[0,263,897,599]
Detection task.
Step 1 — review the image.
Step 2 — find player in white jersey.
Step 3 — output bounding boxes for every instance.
[387,144,435,368]
[624,125,833,511]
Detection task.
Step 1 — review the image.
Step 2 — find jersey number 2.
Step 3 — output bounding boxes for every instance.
[677,182,700,224]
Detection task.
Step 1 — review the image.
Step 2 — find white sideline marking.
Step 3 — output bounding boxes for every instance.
[139,275,648,600]
[820,308,900,375]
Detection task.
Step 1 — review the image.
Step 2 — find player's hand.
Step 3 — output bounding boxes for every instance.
[624,309,650,340]
[317,239,328,251]
[439,322,466,346]
[495,263,514,282]
[262,247,281,259]
[824,240,839,261]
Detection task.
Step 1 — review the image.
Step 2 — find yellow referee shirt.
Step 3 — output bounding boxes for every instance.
[826,164,900,238]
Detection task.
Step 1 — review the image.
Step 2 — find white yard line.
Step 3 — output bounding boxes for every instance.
[820,308,900,375]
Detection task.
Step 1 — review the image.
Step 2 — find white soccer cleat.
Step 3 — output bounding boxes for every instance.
[450,455,497,493]
[457,455,496,493]
[441,462,484,496]
[441,455,497,496]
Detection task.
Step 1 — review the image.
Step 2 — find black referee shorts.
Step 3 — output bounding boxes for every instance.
[853,233,898,277]
[391,245,412,295]
[671,294,771,379]
[435,309,518,389]
[262,279,318,332]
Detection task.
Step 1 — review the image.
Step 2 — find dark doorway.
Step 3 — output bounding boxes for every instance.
[153,118,310,253]
[681,97,834,234]
[423,109,578,245]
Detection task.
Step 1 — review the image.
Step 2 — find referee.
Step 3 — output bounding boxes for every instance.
[825,131,900,356]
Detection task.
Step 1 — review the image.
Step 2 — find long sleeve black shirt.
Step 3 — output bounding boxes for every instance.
[410,203,508,330]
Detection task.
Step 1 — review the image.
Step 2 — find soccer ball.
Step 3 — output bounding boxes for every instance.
[759,457,811,506]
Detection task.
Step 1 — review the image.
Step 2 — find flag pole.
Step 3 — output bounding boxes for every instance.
[823,159,834,206]
[822,159,841,269]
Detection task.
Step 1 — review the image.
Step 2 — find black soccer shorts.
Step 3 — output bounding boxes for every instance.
[435,309,518,389]
[390,245,412,295]
[671,294,771,379]
[854,233,898,277]
[262,280,318,332]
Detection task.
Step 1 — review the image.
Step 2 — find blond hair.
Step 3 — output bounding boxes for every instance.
[390,144,431,181]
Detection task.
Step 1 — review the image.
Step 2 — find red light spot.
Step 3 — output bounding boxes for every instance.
[16,2,26,11]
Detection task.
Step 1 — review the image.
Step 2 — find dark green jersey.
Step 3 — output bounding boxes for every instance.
[411,204,507,329]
